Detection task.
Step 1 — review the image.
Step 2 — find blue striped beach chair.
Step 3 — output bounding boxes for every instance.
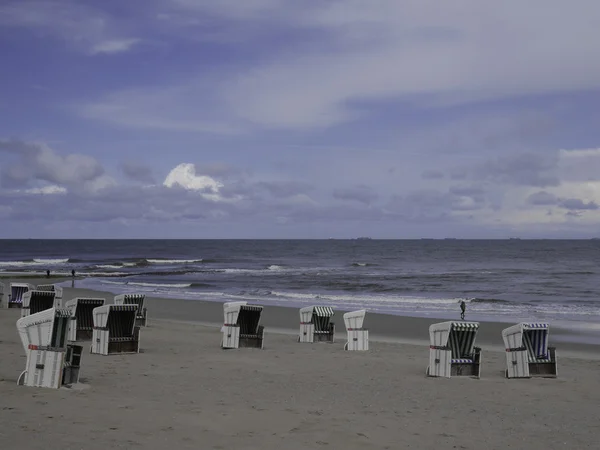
[21,290,56,318]
[8,283,35,308]
[299,306,335,343]
[427,321,481,378]
[502,323,557,378]
[16,307,83,389]
[114,293,147,327]
[221,301,265,349]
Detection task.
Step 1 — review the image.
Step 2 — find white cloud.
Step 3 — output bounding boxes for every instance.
[25,185,67,195]
[163,163,224,201]
[0,1,140,55]
[90,38,140,55]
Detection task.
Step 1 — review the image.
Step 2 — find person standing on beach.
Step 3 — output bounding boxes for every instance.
[46,269,50,278]
[71,269,75,277]
[460,300,466,320]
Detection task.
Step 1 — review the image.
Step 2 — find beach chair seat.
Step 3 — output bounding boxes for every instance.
[21,290,56,318]
[16,308,83,389]
[114,293,148,327]
[502,323,557,378]
[221,301,265,349]
[299,306,335,343]
[427,321,481,378]
[65,298,105,341]
[7,283,35,308]
[91,304,141,355]
[36,284,64,308]
[343,309,369,351]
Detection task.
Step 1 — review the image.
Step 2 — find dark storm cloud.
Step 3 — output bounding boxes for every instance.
[0,139,105,187]
[122,161,155,183]
[527,191,558,206]
[527,191,597,211]
[559,198,598,211]
[478,152,560,187]
[332,185,378,205]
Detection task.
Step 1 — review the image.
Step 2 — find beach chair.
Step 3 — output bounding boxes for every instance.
[16,308,83,389]
[502,323,557,378]
[299,306,335,343]
[221,301,265,349]
[114,293,147,327]
[21,290,56,318]
[427,321,481,378]
[65,298,105,341]
[36,284,64,308]
[91,304,141,355]
[7,283,35,308]
[343,309,369,351]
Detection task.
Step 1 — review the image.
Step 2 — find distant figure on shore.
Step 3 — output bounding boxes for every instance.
[46,269,50,278]
[460,300,466,320]
[71,269,76,277]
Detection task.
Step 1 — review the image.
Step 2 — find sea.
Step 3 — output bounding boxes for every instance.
[1,239,599,340]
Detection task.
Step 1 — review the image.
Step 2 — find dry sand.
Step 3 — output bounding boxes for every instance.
[1,280,600,449]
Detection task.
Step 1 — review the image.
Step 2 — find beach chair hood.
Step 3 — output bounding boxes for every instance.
[17,307,71,354]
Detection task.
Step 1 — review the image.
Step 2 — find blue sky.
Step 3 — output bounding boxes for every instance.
[1,0,600,238]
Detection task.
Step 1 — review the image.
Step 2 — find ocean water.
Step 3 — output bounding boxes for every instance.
[1,239,599,328]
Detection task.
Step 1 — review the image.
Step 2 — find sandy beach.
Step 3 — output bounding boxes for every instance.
[1,279,599,449]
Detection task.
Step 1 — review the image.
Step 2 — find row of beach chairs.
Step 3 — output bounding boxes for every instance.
[11,292,147,388]
[221,303,557,379]
[8,292,557,390]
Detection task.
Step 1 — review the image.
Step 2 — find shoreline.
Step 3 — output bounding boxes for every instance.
[3,276,599,356]
[63,284,600,359]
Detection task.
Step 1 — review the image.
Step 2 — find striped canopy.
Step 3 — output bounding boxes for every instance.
[523,327,550,361]
[313,306,334,317]
[449,322,479,359]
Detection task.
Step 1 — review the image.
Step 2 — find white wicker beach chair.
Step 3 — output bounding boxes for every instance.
[343,309,369,351]
[36,284,64,308]
[114,293,147,327]
[299,306,335,343]
[502,323,557,378]
[16,308,83,389]
[427,321,481,378]
[7,283,35,308]
[221,301,265,349]
[91,304,141,355]
[65,298,105,341]
[21,290,56,318]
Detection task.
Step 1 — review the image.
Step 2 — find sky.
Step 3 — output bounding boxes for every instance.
[1,0,600,239]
